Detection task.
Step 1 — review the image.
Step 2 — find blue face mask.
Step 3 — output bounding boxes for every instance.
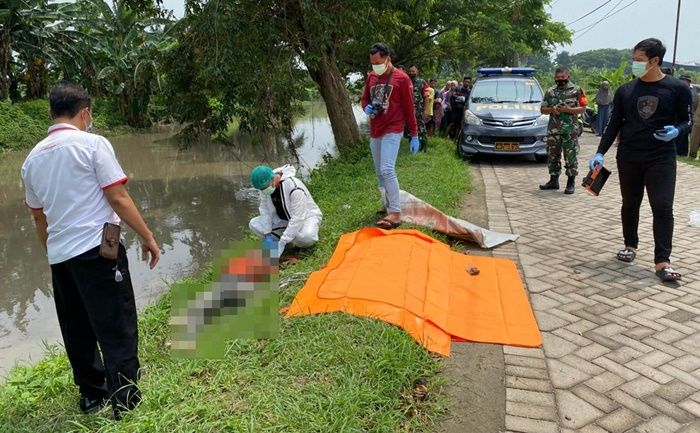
[261,185,275,196]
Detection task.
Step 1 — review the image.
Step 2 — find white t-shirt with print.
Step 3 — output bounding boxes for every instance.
[21,124,128,265]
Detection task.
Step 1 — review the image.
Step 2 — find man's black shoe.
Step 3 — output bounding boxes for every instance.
[539,175,559,190]
[564,176,576,194]
[79,395,107,414]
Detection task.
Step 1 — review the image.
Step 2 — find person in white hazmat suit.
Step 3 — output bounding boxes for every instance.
[249,164,322,255]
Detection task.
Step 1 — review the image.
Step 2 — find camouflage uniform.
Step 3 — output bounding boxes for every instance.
[542,82,586,177]
[412,77,428,151]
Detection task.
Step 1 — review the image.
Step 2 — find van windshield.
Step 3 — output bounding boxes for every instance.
[470,79,543,104]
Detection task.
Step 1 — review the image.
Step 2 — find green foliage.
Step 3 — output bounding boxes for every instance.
[0,136,471,432]
[556,49,630,70]
[15,99,50,124]
[0,100,47,150]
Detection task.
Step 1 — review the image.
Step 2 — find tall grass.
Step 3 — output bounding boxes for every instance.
[0,136,471,432]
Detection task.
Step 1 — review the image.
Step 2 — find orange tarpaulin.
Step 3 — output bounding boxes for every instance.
[285,228,541,356]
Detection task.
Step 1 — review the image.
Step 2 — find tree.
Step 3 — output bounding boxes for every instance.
[72,0,174,126]
[172,0,570,152]
[555,51,571,68]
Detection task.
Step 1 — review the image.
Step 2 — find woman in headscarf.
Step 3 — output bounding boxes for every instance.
[595,81,614,136]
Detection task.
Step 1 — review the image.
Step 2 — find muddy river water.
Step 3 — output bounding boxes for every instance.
[0,103,366,376]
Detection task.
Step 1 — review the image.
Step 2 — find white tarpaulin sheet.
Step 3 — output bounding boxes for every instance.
[397,190,518,249]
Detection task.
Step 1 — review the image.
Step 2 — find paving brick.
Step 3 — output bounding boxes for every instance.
[629,414,681,433]
[534,310,570,331]
[607,389,657,418]
[547,358,590,389]
[506,401,558,422]
[584,331,625,350]
[654,379,698,404]
[643,395,696,424]
[542,332,578,359]
[505,376,553,393]
[556,389,604,430]
[529,293,561,311]
[506,388,556,406]
[586,371,626,394]
[596,407,644,433]
[571,383,619,413]
[659,364,700,388]
[622,325,657,340]
[505,415,559,433]
[676,421,700,433]
[561,355,607,378]
[503,346,545,358]
[552,327,592,346]
[565,318,600,334]
[593,356,639,381]
[610,334,655,354]
[576,343,612,361]
[619,375,661,398]
[505,365,550,380]
[654,328,688,344]
[580,425,612,433]
[678,399,700,418]
[637,350,675,368]
[669,354,700,372]
[625,359,674,384]
[504,354,547,370]
[642,337,687,357]
[606,347,644,364]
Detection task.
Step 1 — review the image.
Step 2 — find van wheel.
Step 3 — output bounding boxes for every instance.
[535,154,548,163]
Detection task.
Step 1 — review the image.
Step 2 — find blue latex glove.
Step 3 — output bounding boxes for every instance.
[410,136,420,154]
[653,125,679,142]
[364,104,374,115]
[262,234,275,251]
[589,153,604,170]
[271,240,286,259]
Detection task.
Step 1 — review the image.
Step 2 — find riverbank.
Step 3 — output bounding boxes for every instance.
[0,136,471,432]
[0,99,136,152]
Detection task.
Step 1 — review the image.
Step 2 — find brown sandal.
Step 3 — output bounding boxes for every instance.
[375,218,401,230]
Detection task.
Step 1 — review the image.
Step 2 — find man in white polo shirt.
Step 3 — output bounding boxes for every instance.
[21,82,160,419]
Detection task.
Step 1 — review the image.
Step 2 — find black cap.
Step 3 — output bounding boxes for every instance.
[679,75,692,82]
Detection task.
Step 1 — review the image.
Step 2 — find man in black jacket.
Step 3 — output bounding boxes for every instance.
[589,38,693,282]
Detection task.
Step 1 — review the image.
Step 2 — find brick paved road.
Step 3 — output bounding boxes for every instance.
[480,133,700,433]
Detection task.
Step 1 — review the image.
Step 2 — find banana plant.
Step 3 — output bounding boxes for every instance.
[75,0,174,126]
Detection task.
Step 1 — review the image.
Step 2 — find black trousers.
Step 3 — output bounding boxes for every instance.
[676,131,689,156]
[617,158,676,264]
[50,243,141,413]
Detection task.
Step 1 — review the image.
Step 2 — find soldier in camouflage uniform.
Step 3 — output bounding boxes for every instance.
[407,65,430,152]
[539,67,588,194]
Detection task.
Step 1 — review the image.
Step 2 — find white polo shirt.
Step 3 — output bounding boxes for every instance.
[21,124,128,265]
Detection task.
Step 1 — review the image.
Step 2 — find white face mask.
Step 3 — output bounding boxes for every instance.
[372,62,388,75]
[83,109,94,132]
[261,185,275,196]
[631,61,649,78]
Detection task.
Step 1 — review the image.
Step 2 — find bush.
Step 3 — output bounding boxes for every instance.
[91,97,128,129]
[0,100,47,150]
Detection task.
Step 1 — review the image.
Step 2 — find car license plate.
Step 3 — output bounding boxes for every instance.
[494,142,520,151]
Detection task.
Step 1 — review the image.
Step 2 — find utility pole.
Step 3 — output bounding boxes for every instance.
[672,0,681,74]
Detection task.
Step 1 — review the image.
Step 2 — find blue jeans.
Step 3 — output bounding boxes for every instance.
[597,104,611,135]
[370,132,402,213]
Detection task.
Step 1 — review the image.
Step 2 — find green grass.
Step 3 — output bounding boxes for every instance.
[679,155,700,168]
[0,136,472,432]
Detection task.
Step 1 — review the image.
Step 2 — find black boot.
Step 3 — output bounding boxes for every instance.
[564,176,575,194]
[539,175,559,190]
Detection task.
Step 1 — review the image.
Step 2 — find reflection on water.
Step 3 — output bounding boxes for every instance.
[0,102,366,375]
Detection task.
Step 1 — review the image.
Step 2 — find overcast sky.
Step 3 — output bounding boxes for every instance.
[160,0,700,64]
